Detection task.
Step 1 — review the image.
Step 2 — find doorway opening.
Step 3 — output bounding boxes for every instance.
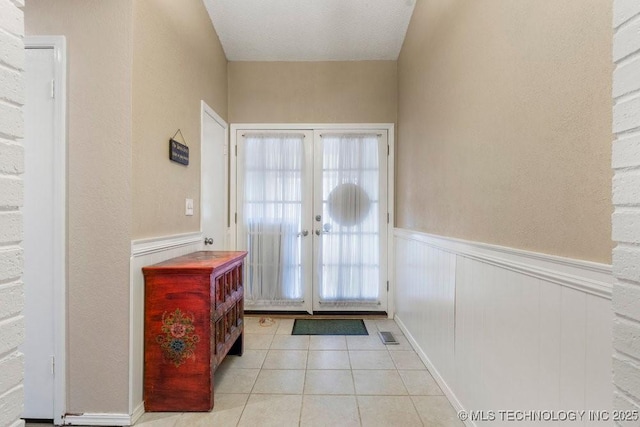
[231,125,394,315]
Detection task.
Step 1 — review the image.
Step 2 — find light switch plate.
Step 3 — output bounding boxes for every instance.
[185,198,194,216]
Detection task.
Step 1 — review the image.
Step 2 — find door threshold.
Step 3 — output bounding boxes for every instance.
[245,310,309,317]
[245,311,388,319]
[312,311,388,317]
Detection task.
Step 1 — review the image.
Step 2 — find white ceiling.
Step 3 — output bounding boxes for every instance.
[203,0,416,61]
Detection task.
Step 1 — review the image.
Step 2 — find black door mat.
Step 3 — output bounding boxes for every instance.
[292,319,368,335]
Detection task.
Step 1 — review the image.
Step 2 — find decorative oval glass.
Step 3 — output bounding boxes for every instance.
[327,183,371,227]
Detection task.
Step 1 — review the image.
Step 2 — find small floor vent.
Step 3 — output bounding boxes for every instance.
[378,331,399,345]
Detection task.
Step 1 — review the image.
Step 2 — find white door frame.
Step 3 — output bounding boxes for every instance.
[24,36,67,425]
[200,101,229,248]
[230,123,395,317]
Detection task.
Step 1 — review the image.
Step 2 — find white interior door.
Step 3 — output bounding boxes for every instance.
[235,128,388,313]
[22,47,56,419]
[201,103,228,249]
[312,131,388,312]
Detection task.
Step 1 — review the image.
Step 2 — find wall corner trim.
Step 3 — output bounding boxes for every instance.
[130,402,145,425]
[394,228,612,299]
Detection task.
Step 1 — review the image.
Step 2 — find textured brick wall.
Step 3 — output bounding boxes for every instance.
[613,0,640,423]
[0,0,25,426]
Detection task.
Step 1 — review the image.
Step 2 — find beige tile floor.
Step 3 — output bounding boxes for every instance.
[133,316,464,427]
[25,317,463,427]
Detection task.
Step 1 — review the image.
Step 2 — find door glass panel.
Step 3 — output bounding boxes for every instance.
[319,134,380,302]
[242,133,304,302]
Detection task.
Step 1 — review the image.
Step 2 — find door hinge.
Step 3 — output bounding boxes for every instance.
[51,355,55,375]
[234,212,237,224]
[50,79,55,99]
[387,213,390,224]
[387,144,389,156]
[235,144,237,156]
[386,281,389,292]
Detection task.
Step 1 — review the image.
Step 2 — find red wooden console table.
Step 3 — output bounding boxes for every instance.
[142,251,247,411]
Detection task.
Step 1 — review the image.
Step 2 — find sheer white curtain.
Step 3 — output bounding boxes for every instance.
[320,134,380,302]
[243,134,304,302]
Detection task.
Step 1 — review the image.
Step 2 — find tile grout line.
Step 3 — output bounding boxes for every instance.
[298,337,310,426]
[345,341,364,426]
[236,327,277,426]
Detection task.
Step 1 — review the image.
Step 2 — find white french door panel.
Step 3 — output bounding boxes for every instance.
[236,130,314,313]
[312,130,388,312]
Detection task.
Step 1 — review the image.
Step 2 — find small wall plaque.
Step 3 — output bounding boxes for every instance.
[170,138,189,166]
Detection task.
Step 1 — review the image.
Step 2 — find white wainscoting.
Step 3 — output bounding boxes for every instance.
[394,229,613,426]
[128,232,203,422]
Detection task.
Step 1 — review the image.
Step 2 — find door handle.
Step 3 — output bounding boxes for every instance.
[316,223,331,235]
[298,230,309,237]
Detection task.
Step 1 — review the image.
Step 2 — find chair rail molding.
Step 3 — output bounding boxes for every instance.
[394,228,612,298]
[131,231,203,257]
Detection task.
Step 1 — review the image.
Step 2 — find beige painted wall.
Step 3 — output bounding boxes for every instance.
[228,61,397,123]
[133,0,228,239]
[25,0,133,413]
[397,0,613,263]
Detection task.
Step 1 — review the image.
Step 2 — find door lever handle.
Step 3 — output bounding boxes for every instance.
[315,223,332,236]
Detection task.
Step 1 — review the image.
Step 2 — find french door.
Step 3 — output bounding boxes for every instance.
[236,129,388,313]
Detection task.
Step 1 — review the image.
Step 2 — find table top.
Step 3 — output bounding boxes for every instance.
[142,251,247,275]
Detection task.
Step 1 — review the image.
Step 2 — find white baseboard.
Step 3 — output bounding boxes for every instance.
[63,413,132,426]
[395,314,475,427]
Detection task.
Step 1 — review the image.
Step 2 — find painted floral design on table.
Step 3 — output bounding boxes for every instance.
[156,308,200,367]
